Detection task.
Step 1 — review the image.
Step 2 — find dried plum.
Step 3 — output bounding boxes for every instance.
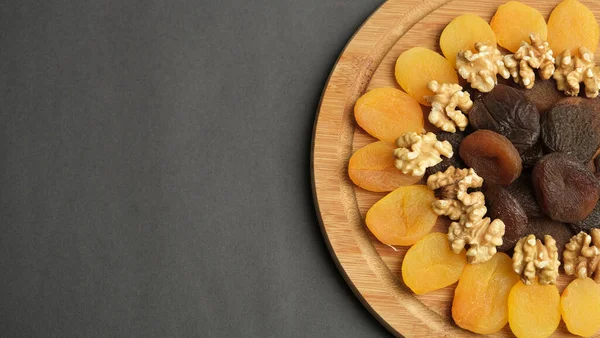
[426,131,466,177]
[484,183,528,252]
[459,130,522,186]
[506,172,544,218]
[541,97,600,163]
[570,201,600,233]
[525,217,574,260]
[532,152,600,223]
[469,84,540,157]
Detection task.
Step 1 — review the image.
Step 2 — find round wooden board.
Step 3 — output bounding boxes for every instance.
[311,0,600,337]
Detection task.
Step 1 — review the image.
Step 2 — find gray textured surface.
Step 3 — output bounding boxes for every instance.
[1,0,392,337]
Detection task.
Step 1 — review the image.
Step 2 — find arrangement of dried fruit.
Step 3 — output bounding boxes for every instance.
[345,0,600,336]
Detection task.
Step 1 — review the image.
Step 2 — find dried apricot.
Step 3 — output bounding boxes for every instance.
[459,130,522,186]
[401,232,466,295]
[348,141,422,192]
[508,279,561,338]
[506,172,544,218]
[490,1,548,53]
[513,79,564,116]
[440,14,497,67]
[452,252,519,334]
[365,185,437,246]
[395,47,458,106]
[571,201,600,233]
[354,87,424,142]
[547,0,600,55]
[561,277,600,337]
[532,152,600,223]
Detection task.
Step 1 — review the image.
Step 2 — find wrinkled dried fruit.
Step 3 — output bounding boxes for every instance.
[547,0,600,55]
[519,142,544,169]
[365,185,437,246]
[401,232,467,295]
[395,47,459,106]
[452,252,519,334]
[348,141,423,192]
[469,84,540,158]
[425,131,466,177]
[508,279,561,338]
[512,79,564,116]
[440,14,497,67]
[354,87,425,142]
[459,130,522,186]
[561,277,600,337]
[506,172,544,218]
[532,152,600,223]
[541,97,600,163]
[525,217,574,260]
[571,201,600,233]
[490,1,548,53]
[485,184,528,252]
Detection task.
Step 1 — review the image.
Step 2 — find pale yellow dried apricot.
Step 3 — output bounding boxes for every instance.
[365,185,437,246]
[354,87,424,142]
[440,14,497,66]
[508,279,561,338]
[561,277,600,337]
[401,232,467,294]
[348,141,422,192]
[395,47,458,106]
[547,0,599,55]
[452,252,519,334]
[490,1,548,53]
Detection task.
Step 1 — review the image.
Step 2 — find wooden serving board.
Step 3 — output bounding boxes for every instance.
[312,0,600,337]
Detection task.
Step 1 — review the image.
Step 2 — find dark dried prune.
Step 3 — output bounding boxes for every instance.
[570,201,600,233]
[525,217,574,260]
[459,130,522,186]
[426,131,466,177]
[469,84,540,155]
[541,97,600,163]
[532,152,600,223]
[506,172,544,218]
[484,184,528,252]
[511,79,564,115]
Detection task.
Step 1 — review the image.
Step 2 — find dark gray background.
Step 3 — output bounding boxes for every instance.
[1,0,392,337]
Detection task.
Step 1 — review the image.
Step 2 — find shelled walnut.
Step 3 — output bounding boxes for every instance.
[554,47,600,98]
[427,166,505,263]
[513,234,560,285]
[503,33,555,89]
[456,42,510,92]
[563,229,600,282]
[394,132,453,176]
[424,81,473,133]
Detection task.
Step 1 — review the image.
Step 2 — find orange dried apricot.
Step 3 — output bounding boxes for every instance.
[561,277,600,337]
[508,279,561,338]
[401,232,467,295]
[354,87,424,142]
[395,47,458,106]
[547,0,599,55]
[440,14,497,66]
[348,141,422,192]
[452,252,519,334]
[365,185,437,246]
[490,1,548,53]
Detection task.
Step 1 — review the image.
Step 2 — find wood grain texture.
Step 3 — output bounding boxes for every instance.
[312,0,600,337]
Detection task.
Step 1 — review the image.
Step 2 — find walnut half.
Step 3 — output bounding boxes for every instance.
[456,42,510,93]
[503,33,555,89]
[394,132,453,176]
[563,229,600,282]
[554,47,600,98]
[425,81,473,133]
[513,234,560,285]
